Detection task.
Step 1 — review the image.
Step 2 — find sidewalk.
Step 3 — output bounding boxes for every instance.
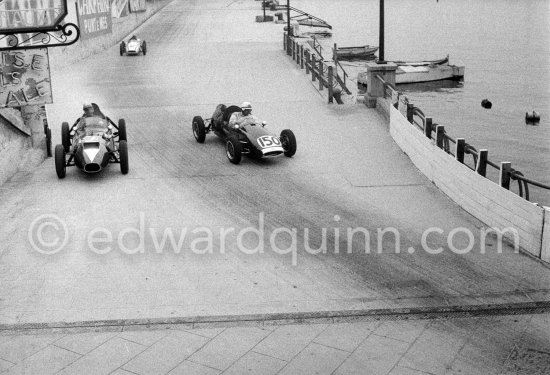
[1,313,549,374]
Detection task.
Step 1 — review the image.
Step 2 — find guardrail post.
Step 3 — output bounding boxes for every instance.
[406,104,414,124]
[292,40,296,61]
[424,117,432,139]
[300,45,304,69]
[311,55,317,82]
[318,60,324,90]
[328,66,334,103]
[456,138,465,163]
[499,162,512,189]
[283,32,287,51]
[476,149,488,177]
[305,50,310,74]
[435,125,445,148]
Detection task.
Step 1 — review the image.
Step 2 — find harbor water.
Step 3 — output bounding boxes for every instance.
[291,0,550,204]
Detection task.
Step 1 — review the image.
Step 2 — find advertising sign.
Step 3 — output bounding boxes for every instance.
[0,0,68,32]
[77,0,112,40]
[0,49,52,107]
[112,0,129,18]
[129,0,145,13]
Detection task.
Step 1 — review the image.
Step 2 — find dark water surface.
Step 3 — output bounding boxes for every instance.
[294,0,550,204]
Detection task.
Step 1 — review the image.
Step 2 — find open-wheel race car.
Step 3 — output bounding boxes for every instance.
[54,103,129,179]
[120,35,147,56]
[192,103,297,164]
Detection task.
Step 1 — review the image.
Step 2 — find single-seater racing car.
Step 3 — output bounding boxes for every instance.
[54,103,129,178]
[192,104,297,164]
[120,35,147,56]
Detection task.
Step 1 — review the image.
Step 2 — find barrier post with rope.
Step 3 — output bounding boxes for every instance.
[425,117,432,138]
[328,66,334,103]
[436,125,445,148]
[500,162,512,190]
[476,150,488,177]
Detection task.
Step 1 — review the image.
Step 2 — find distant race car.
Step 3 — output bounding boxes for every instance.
[192,104,297,164]
[120,35,147,56]
[54,103,129,178]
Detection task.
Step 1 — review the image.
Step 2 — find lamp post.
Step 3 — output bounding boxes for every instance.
[379,0,385,62]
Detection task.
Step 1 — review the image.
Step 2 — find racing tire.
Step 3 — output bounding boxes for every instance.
[192,116,206,143]
[61,122,71,153]
[120,41,125,56]
[226,136,242,164]
[280,129,297,157]
[118,119,127,141]
[142,41,147,55]
[54,144,66,179]
[119,140,129,175]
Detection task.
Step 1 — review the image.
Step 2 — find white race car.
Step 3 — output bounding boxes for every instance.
[120,35,147,56]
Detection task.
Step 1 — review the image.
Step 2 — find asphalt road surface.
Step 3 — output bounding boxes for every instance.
[0,0,549,325]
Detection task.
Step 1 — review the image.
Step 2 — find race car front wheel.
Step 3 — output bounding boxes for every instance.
[226,136,242,164]
[54,144,66,179]
[61,122,71,153]
[119,140,129,175]
[118,119,127,141]
[280,129,297,157]
[192,116,206,143]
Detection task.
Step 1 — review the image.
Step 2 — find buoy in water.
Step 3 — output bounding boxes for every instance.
[481,99,492,109]
[525,111,540,124]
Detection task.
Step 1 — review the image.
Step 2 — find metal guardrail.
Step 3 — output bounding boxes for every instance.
[284,33,349,103]
[377,74,550,202]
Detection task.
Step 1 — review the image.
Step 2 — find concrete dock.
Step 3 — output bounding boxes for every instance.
[0,0,549,373]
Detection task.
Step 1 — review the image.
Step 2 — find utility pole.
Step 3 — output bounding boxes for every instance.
[379,0,385,62]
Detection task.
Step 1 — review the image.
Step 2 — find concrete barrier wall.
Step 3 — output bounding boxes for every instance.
[387,102,547,261]
[50,0,172,68]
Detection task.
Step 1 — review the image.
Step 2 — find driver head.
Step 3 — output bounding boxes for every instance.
[241,102,252,116]
[83,103,93,115]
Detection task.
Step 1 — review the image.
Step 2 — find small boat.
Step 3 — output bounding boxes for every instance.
[336,45,378,59]
[297,19,331,29]
[394,55,464,84]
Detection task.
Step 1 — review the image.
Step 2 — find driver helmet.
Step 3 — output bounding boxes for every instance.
[83,103,93,111]
[241,102,252,113]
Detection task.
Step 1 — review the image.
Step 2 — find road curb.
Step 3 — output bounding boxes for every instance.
[2,301,550,334]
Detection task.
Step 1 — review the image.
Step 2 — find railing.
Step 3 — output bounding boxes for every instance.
[275,5,332,29]
[284,33,348,104]
[377,74,550,202]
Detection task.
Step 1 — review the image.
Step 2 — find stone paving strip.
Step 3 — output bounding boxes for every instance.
[0,314,548,374]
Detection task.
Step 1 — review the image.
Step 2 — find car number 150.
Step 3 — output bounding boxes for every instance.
[257,136,281,148]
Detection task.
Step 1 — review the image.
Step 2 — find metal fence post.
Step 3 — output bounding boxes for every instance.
[300,45,304,69]
[406,103,414,123]
[318,60,324,90]
[499,162,512,189]
[292,40,296,61]
[328,66,334,103]
[424,117,432,139]
[456,138,465,163]
[311,55,317,82]
[476,149,488,177]
[436,125,445,148]
[305,50,310,74]
[283,32,287,51]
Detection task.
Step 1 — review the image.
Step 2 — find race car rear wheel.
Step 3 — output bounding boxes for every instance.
[120,41,125,56]
[118,119,127,141]
[54,144,66,179]
[142,41,147,55]
[280,129,297,157]
[61,122,71,153]
[119,140,129,175]
[192,116,206,143]
[226,136,242,164]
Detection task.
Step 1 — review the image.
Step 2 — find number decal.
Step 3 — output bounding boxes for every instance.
[257,136,281,148]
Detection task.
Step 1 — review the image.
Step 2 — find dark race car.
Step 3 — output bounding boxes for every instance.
[54,103,129,178]
[192,104,297,164]
[120,35,147,56]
